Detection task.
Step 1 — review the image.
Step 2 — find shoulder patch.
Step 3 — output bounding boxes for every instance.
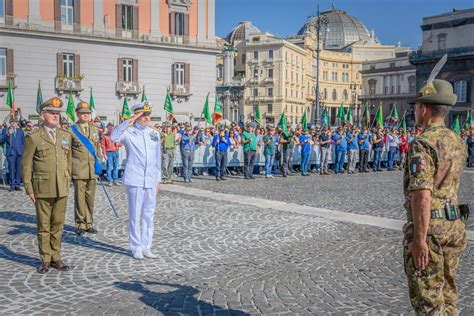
[409,156,425,175]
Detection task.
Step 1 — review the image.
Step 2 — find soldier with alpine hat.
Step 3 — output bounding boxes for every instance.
[403,55,468,314]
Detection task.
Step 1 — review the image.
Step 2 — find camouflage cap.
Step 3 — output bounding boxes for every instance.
[409,79,457,106]
[40,97,64,112]
[76,101,92,113]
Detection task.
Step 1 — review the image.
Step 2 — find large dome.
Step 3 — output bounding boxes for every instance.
[298,7,379,50]
[226,21,261,45]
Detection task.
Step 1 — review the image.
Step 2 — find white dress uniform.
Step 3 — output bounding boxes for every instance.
[110,111,161,258]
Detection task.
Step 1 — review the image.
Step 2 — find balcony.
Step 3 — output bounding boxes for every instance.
[55,76,83,92]
[263,77,274,83]
[116,81,141,95]
[170,84,192,98]
[0,74,16,89]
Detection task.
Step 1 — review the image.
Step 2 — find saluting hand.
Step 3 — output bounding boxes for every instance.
[127,112,144,124]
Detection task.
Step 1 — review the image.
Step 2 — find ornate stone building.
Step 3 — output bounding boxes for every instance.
[410,8,474,126]
[0,0,218,123]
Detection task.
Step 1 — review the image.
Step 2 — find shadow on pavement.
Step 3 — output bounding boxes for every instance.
[0,244,41,268]
[114,280,250,315]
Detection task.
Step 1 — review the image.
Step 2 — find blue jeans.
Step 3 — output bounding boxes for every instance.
[373,148,382,171]
[106,151,119,182]
[265,154,274,176]
[387,147,397,170]
[301,152,310,174]
[7,154,21,188]
[335,150,346,173]
[215,150,228,178]
[181,150,194,181]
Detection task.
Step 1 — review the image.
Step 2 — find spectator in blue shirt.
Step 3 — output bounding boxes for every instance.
[179,127,197,183]
[357,127,371,172]
[298,130,311,176]
[332,129,347,174]
[346,128,359,174]
[212,127,231,181]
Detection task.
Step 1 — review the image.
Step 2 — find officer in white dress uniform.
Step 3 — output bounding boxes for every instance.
[110,102,161,260]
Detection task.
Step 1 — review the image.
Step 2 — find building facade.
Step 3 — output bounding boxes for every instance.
[409,8,474,126]
[360,50,417,127]
[0,0,218,123]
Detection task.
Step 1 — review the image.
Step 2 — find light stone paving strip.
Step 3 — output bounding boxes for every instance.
[162,184,474,241]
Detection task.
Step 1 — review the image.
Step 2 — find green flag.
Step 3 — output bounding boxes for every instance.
[6,79,14,114]
[375,104,383,128]
[362,102,370,128]
[346,107,353,127]
[321,106,329,127]
[451,116,461,135]
[164,90,174,121]
[388,103,399,126]
[278,111,288,134]
[36,81,43,114]
[300,109,308,131]
[213,96,222,125]
[89,88,96,118]
[141,86,148,102]
[66,91,76,122]
[255,103,263,126]
[202,94,212,125]
[400,112,407,135]
[336,103,346,126]
[464,110,472,129]
[121,97,131,120]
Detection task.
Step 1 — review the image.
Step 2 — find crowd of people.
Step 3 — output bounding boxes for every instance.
[2,117,474,188]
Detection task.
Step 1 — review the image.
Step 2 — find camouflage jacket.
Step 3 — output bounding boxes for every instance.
[403,121,467,222]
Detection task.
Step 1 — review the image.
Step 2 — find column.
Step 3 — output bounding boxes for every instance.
[93,0,104,34]
[197,0,206,42]
[28,0,41,24]
[207,0,215,40]
[150,0,160,38]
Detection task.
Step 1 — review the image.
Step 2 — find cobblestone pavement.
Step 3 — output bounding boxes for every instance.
[0,171,473,315]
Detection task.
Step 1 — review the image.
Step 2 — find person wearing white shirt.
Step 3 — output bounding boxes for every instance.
[387,129,400,171]
[111,102,161,260]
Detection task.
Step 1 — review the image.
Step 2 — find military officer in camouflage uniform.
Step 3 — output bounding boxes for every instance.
[71,101,102,235]
[403,69,467,314]
[21,97,72,274]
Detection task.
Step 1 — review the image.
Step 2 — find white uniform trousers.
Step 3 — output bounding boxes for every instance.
[125,185,158,254]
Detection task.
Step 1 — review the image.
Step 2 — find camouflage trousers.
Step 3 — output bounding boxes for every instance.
[403,219,466,315]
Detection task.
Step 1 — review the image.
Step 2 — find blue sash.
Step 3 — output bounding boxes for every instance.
[71,124,102,175]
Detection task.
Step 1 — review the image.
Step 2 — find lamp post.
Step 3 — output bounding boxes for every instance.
[306,5,328,126]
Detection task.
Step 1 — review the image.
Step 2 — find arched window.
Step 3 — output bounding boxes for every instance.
[343,89,348,101]
[368,79,377,95]
[454,80,468,103]
[332,89,337,101]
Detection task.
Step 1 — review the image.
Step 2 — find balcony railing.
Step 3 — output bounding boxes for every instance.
[409,46,474,63]
[55,77,83,92]
[116,81,141,95]
[0,16,217,50]
[170,84,192,97]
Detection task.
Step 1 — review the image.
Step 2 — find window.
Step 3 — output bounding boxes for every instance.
[368,79,377,95]
[175,63,185,86]
[63,53,74,77]
[122,5,133,30]
[61,0,74,25]
[454,80,467,103]
[268,88,273,97]
[216,65,223,80]
[343,89,348,101]
[253,51,258,61]
[242,54,246,64]
[390,62,396,68]
[253,88,258,97]
[0,49,5,80]
[253,68,259,78]
[332,89,337,100]
[437,34,447,50]
[0,0,5,18]
[267,103,273,113]
[174,13,185,35]
[123,58,133,82]
[323,71,328,80]
[323,88,327,100]
[332,72,338,82]
[408,76,416,94]
[268,68,273,78]
[268,50,273,60]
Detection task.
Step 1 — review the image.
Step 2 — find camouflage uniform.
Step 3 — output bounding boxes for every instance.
[403,121,467,315]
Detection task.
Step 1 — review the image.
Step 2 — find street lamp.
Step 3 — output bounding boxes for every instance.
[306,5,329,126]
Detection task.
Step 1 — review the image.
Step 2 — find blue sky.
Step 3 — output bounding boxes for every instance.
[216,0,473,49]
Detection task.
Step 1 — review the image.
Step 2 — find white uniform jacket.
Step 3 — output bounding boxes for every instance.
[111,121,162,188]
